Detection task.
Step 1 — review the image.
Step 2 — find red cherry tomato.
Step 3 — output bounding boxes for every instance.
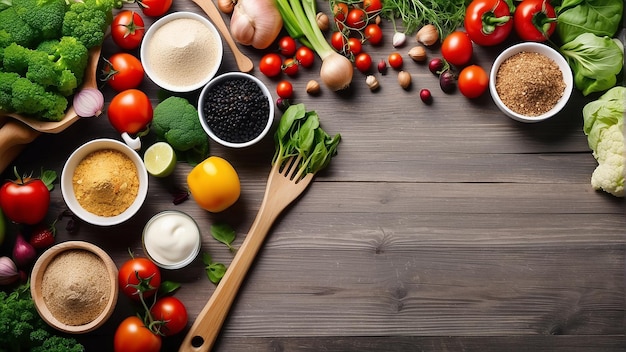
[0,173,49,225]
[514,0,557,42]
[364,24,383,45]
[354,52,372,73]
[150,296,188,336]
[111,10,145,50]
[137,0,172,17]
[458,65,489,98]
[108,89,153,135]
[363,0,382,13]
[332,2,349,23]
[276,80,293,99]
[118,257,161,300]
[259,53,282,77]
[282,57,299,77]
[347,37,362,56]
[331,31,346,52]
[441,31,473,67]
[103,53,144,92]
[387,52,403,70]
[295,46,315,68]
[464,0,513,46]
[114,316,162,352]
[278,36,297,57]
[346,8,367,30]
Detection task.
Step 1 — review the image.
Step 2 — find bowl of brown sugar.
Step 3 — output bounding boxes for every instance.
[489,42,573,123]
[30,241,119,334]
[61,138,149,226]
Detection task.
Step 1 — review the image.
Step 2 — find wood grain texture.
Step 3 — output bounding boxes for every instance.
[0,1,624,351]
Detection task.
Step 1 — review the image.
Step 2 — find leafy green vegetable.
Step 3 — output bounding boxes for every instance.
[559,33,624,96]
[202,253,227,285]
[273,103,341,176]
[581,86,624,197]
[556,0,623,43]
[210,223,237,253]
[0,283,85,352]
[379,0,467,38]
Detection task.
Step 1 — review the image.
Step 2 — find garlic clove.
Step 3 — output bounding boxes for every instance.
[392,32,407,48]
[408,46,427,62]
[316,12,329,32]
[397,71,411,90]
[306,80,321,95]
[416,24,439,46]
[366,75,379,91]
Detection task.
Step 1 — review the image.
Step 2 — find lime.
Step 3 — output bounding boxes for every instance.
[144,142,177,177]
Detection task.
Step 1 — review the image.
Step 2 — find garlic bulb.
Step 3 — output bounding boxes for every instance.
[230,0,283,49]
[416,24,439,46]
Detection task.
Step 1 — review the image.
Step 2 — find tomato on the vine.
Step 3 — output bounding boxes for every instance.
[332,2,349,22]
[114,316,161,352]
[514,0,557,42]
[295,46,315,68]
[346,8,367,30]
[276,80,293,99]
[111,10,145,50]
[103,53,144,92]
[458,65,489,99]
[388,52,403,70]
[278,36,297,57]
[354,52,372,73]
[0,171,50,225]
[464,0,513,46]
[441,31,473,67]
[331,31,346,52]
[347,37,362,56]
[282,57,299,77]
[364,24,383,45]
[118,257,161,300]
[363,0,382,14]
[137,0,172,17]
[150,296,188,336]
[108,89,153,135]
[259,53,282,77]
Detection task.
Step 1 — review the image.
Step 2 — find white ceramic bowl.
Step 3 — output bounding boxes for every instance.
[140,11,223,92]
[61,138,148,226]
[142,210,202,270]
[489,42,573,123]
[30,241,119,334]
[198,72,274,148]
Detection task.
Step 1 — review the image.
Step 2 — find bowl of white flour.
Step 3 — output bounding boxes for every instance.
[140,11,223,92]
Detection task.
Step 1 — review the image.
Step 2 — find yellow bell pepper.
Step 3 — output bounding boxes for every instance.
[187,156,240,212]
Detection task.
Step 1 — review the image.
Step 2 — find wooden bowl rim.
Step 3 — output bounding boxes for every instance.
[30,240,119,334]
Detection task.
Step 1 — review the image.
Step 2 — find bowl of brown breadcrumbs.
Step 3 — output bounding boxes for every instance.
[489,42,573,123]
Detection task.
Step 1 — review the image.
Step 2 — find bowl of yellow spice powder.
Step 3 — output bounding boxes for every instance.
[30,241,119,334]
[489,42,573,123]
[61,138,149,226]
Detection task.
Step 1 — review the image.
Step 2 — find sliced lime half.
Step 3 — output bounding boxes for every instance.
[144,142,177,177]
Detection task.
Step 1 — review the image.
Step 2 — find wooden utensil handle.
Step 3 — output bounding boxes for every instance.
[0,119,40,173]
[178,205,278,352]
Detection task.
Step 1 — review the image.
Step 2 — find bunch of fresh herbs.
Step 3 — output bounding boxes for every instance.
[379,0,469,38]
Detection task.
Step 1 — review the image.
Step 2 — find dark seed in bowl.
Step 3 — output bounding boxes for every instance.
[202,78,270,144]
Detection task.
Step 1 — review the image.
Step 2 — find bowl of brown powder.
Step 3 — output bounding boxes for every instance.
[61,138,149,226]
[489,42,573,123]
[30,241,118,334]
[140,11,223,93]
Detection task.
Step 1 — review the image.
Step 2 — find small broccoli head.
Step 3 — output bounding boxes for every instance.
[12,0,67,40]
[152,96,210,163]
[11,76,67,120]
[0,71,20,111]
[25,49,58,87]
[2,42,30,75]
[62,0,114,48]
[0,7,41,48]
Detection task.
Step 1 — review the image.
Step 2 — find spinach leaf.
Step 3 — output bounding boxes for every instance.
[556,0,623,43]
[560,33,624,96]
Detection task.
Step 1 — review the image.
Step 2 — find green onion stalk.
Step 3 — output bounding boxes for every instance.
[276,0,354,91]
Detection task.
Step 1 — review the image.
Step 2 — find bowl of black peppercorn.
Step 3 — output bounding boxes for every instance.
[198,72,274,148]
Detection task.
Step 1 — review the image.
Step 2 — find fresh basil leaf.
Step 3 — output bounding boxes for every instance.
[210,223,236,251]
[158,281,181,295]
[206,262,227,284]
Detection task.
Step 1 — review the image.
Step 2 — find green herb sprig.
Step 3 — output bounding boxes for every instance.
[379,0,468,39]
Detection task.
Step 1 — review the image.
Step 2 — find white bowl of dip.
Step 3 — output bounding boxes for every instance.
[142,210,201,269]
[61,138,149,226]
[489,42,573,123]
[140,11,223,92]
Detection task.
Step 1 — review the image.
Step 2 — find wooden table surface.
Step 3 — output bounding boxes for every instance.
[2,1,625,351]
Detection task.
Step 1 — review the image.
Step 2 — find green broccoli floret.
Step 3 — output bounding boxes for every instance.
[11,0,67,40]
[2,42,30,75]
[62,0,114,48]
[0,284,84,352]
[38,36,88,83]
[0,71,20,111]
[0,29,12,61]
[11,76,68,120]
[0,7,40,47]
[152,96,210,165]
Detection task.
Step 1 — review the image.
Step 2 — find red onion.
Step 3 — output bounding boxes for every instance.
[73,88,104,117]
[439,70,457,94]
[0,256,20,285]
[419,89,433,105]
[12,233,36,268]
